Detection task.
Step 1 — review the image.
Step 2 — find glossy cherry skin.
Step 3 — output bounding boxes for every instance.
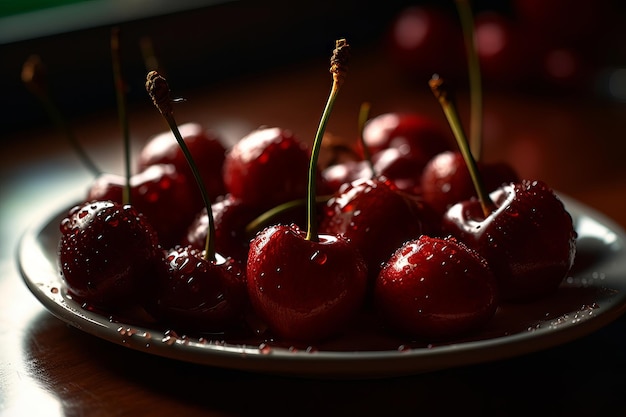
[223,126,328,211]
[183,194,265,264]
[442,180,577,302]
[320,177,440,287]
[360,112,453,160]
[59,200,163,310]
[136,122,227,210]
[87,164,198,249]
[421,150,520,216]
[246,224,368,343]
[321,159,373,194]
[375,235,499,341]
[143,246,248,334]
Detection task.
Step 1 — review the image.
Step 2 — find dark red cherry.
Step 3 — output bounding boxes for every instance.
[223,126,326,211]
[474,11,535,87]
[360,112,453,159]
[386,6,465,81]
[321,177,440,287]
[442,180,577,302]
[136,122,227,209]
[144,245,248,333]
[246,223,368,343]
[321,159,373,194]
[183,194,264,264]
[375,234,499,341]
[59,200,163,310]
[87,164,198,248]
[421,150,519,216]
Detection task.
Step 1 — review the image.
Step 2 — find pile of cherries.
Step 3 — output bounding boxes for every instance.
[387,0,622,94]
[58,105,577,346]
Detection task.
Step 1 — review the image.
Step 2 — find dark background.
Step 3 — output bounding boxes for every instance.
[0,0,537,134]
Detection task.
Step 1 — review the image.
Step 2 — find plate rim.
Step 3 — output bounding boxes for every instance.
[17,193,626,378]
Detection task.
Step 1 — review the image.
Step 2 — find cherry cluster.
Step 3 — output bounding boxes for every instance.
[58,103,577,345]
[387,0,622,94]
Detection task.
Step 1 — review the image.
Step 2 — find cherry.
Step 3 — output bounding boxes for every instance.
[184,194,264,264]
[473,11,534,87]
[145,246,248,333]
[386,5,465,82]
[430,75,576,303]
[321,177,440,287]
[87,163,198,249]
[246,39,368,343]
[321,159,372,194]
[375,235,498,341]
[369,146,431,194]
[59,200,163,310]
[360,112,453,160]
[223,126,327,211]
[247,223,367,342]
[421,150,519,216]
[143,71,250,333]
[443,180,577,302]
[136,122,227,208]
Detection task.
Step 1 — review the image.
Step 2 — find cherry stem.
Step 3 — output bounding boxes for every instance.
[145,70,216,261]
[111,27,132,205]
[245,194,332,237]
[357,101,376,179]
[305,38,350,242]
[455,0,483,161]
[21,55,102,177]
[429,75,495,217]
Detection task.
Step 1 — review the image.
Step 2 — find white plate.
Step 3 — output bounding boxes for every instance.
[18,194,626,379]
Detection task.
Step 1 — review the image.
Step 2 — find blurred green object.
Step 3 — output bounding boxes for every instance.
[0,0,91,18]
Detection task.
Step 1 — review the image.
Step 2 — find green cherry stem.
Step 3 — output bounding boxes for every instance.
[110,27,132,205]
[429,74,495,217]
[455,0,483,161]
[244,194,333,237]
[21,55,102,176]
[145,70,215,261]
[305,38,351,242]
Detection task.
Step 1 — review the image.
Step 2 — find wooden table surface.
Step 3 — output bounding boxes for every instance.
[3,10,626,415]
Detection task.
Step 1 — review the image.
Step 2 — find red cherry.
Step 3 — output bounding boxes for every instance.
[321,159,373,194]
[87,164,198,248]
[386,6,465,81]
[474,11,535,87]
[442,180,577,302]
[320,177,440,286]
[184,194,264,264]
[137,122,227,209]
[144,246,248,333]
[375,235,498,341]
[360,112,453,159]
[59,200,163,310]
[223,126,324,210]
[370,147,429,194]
[246,224,368,342]
[245,39,368,343]
[421,150,519,216]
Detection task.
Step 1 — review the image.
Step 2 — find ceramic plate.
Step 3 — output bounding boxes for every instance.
[18,195,626,379]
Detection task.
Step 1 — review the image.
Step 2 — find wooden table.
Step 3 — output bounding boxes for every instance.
[3,10,626,415]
